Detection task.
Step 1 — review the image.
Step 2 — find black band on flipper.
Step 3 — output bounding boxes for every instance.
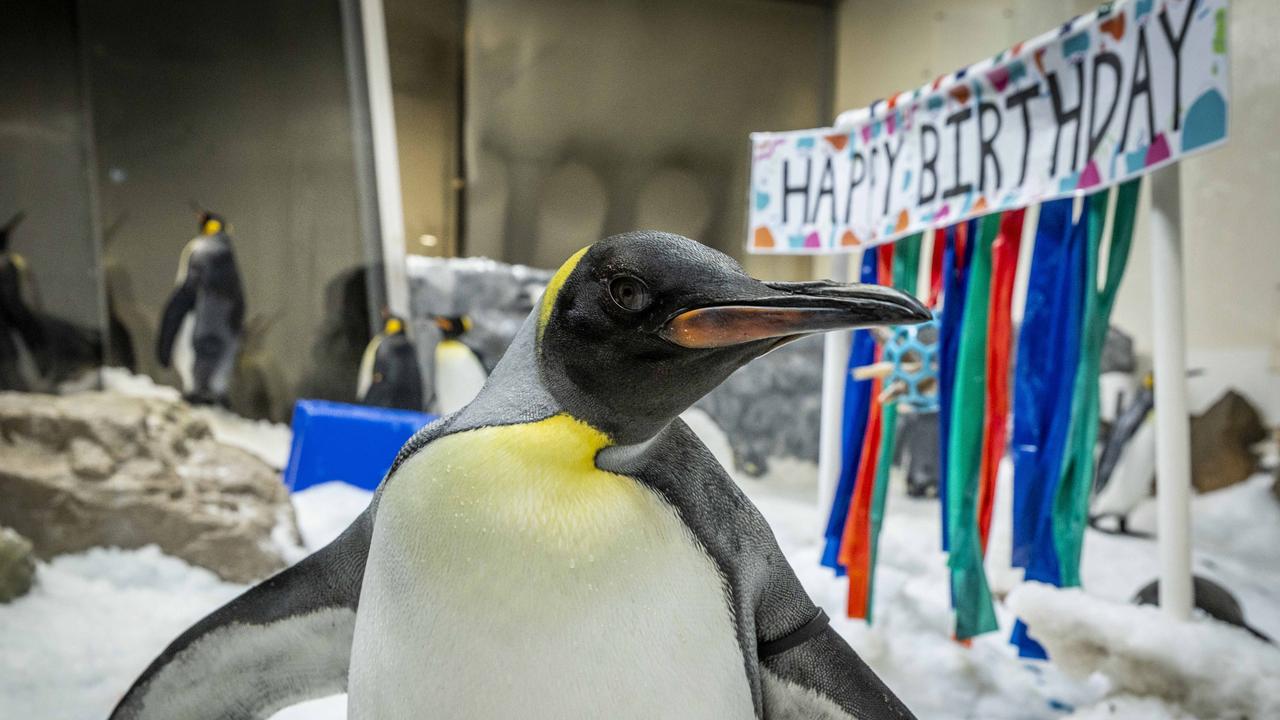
[758,608,829,659]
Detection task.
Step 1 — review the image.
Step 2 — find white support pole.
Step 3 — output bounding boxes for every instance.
[817,255,853,528]
[360,0,410,316]
[1149,165,1194,621]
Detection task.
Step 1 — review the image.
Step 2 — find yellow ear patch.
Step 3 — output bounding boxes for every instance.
[385,317,404,335]
[203,219,223,235]
[537,245,590,341]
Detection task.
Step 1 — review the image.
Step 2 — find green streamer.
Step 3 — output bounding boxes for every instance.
[1054,179,1141,587]
[946,213,1001,640]
[865,233,922,622]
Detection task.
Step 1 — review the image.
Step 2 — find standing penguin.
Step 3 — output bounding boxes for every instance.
[357,313,424,411]
[112,232,925,720]
[430,314,487,413]
[0,212,45,390]
[156,210,245,406]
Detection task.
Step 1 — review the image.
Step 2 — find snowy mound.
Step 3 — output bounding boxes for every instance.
[1009,582,1280,718]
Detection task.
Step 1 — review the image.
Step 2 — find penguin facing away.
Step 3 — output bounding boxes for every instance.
[431,314,487,414]
[156,211,246,406]
[356,313,425,411]
[112,232,927,720]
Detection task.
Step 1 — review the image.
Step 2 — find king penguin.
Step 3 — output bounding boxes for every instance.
[111,231,927,720]
[430,314,487,414]
[0,211,45,390]
[357,313,425,411]
[156,210,246,406]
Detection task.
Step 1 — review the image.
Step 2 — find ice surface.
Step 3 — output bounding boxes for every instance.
[3,400,1277,719]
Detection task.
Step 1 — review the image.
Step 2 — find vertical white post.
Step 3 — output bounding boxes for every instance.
[360,0,410,316]
[817,255,853,527]
[1149,165,1193,621]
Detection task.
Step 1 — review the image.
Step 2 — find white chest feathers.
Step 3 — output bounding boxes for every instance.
[432,339,487,414]
[348,414,755,719]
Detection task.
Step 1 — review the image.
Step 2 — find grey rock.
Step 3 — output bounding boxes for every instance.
[1101,326,1136,374]
[695,335,824,476]
[0,392,300,583]
[0,526,35,603]
[1190,389,1265,493]
[406,256,552,409]
[69,436,115,479]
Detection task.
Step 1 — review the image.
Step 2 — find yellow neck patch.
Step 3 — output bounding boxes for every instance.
[538,246,590,342]
[389,413,626,548]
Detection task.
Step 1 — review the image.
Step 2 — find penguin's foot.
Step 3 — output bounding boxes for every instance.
[183,391,224,407]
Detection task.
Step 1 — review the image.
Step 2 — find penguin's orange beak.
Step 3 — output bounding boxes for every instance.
[659,280,928,349]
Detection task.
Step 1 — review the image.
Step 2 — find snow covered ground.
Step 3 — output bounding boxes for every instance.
[2,406,1277,719]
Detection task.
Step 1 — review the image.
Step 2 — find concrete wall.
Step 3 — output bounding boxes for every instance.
[833,0,1280,421]
[464,0,832,281]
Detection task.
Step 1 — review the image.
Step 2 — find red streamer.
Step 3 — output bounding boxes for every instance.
[976,209,1026,552]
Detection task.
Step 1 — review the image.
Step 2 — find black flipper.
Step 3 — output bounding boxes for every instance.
[110,507,374,720]
[156,281,196,368]
[0,257,45,355]
[761,625,914,719]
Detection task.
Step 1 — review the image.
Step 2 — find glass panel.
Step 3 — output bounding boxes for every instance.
[79,1,375,419]
[0,2,106,391]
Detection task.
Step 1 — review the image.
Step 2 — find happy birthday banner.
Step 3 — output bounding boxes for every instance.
[747,0,1229,254]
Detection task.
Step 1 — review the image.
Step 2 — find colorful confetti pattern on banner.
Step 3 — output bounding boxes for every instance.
[747,0,1229,254]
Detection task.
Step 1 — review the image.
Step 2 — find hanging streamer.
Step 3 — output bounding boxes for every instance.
[976,210,1026,550]
[841,245,893,618]
[946,213,1002,640]
[1053,180,1142,587]
[1009,199,1082,568]
[928,227,946,308]
[822,250,882,573]
[864,232,922,621]
[936,222,971,553]
[1011,197,1089,658]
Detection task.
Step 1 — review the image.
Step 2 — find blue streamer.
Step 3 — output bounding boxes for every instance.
[821,249,881,574]
[936,222,975,552]
[1010,197,1088,658]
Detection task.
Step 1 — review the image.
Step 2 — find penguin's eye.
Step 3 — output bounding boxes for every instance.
[608,275,652,312]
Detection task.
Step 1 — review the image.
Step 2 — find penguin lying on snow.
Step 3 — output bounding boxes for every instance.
[431,314,487,413]
[357,313,424,411]
[156,211,246,406]
[112,232,926,719]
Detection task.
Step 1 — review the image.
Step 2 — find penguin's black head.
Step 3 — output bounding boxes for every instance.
[196,211,225,236]
[536,231,929,444]
[433,315,472,340]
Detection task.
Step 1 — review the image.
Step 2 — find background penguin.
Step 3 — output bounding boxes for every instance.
[156,209,245,406]
[111,231,926,720]
[0,211,103,390]
[357,312,424,411]
[430,314,487,413]
[0,211,45,390]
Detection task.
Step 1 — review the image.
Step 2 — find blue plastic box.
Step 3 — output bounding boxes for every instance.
[283,399,436,493]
